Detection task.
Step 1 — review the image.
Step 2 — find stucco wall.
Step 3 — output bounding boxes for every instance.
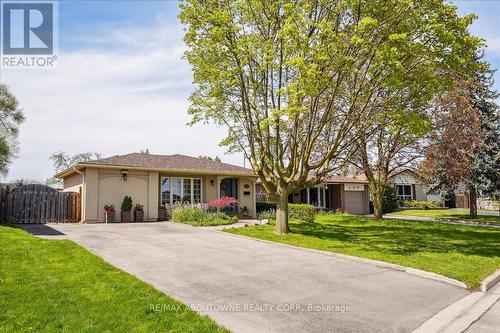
[97,169,150,222]
[63,173,83,193]
[238,177,256,218]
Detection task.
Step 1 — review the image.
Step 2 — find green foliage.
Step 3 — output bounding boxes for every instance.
[400,200,444,210]
[256,202,315,222]
[0,84,25,175]
[171,206,238,226]
[180,0,481,233]
[289,204,315,223]
[256,201,276,213]
[121,196,133,212]
[0,224,228,332]
[257,209,276,221]
[382,185,398,214]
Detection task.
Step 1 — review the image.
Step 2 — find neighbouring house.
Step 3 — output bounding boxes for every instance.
[56,153,258,223]
[388,169,442,203]
[256,169,444,215]
[257,174,371,215]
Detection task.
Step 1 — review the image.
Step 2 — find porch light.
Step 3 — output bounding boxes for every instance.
[121,169,128,181]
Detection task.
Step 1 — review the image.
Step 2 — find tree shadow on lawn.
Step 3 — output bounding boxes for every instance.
[291,218,500,258]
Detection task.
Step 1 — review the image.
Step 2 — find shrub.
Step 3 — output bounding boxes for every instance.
[289,204,315,222]
[171,206,238,226]
[256,201,276,213]
[209,197,239,210]
[121,196,133,212]
[400,200,444,210]
[382,185,398,214]
[258,209,276,220]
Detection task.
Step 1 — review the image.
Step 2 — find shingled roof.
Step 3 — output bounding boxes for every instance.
[58,153,255,177]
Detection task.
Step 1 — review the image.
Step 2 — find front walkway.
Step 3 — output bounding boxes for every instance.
[22,222,469,333]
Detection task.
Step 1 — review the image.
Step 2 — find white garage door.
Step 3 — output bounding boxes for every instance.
[344,191,364,214]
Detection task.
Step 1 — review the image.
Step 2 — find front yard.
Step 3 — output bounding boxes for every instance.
[225,214,500,289]
[0,223,227,333]
[388,208,500,224]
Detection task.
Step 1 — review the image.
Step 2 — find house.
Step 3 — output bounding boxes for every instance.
[389,169,442,203]
[56,153,258,223]
[256,169,443,215]
[257,174,371,215]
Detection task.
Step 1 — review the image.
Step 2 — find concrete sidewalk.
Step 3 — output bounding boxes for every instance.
[21,222,469,333]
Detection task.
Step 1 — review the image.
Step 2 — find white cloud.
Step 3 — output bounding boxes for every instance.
[0,20,244,182]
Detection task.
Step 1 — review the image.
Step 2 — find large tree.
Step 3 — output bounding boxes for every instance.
[421,57,500,217]
[47,152,102,184]
[180,0,480,233]
[0,84,25,176]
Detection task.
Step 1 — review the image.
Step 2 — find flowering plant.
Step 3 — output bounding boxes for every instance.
[104,204,115,213]
[134,204,144,212]
[209,197,239,210]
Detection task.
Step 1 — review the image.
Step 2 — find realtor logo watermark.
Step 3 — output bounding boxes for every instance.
[1,1,58,68]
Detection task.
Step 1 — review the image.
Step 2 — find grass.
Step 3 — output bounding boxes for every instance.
[171,206,238,227]
[225,214,500,289]
[0,223,228,333]
[389,209,500,224]
[174,217,238,227]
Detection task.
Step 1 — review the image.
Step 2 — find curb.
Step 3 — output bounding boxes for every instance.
[481,269,500,292]
[413,282,500,333]
[209,228,468,289]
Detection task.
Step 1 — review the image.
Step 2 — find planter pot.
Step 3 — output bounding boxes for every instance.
[158,207,167,221]
[121,211,131,223]
[242,211,249,217]
[134,211,144,222]
[105,211,115,223]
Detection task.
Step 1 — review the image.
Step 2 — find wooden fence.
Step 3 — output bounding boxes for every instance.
[0,184,81,224]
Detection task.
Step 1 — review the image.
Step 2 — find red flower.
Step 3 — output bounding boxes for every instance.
[209,197,239,209]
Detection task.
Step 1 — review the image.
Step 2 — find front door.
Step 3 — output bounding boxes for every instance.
[220,178,238,212]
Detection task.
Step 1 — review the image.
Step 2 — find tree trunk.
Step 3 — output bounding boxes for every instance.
[370,181,383,220]
[469,185,477,218]
[275,191,291,234]
[372,190,383,220]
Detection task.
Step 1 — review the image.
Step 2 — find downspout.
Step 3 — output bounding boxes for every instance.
[73,167,85,223]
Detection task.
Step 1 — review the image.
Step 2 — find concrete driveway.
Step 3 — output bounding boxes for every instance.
[23,222,468,333]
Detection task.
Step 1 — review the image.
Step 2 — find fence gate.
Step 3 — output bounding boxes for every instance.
[0,184,81,224]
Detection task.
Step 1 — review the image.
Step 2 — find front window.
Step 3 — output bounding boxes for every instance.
[306,186,325,208]
[397,185,412,201]
[161,177,202,205]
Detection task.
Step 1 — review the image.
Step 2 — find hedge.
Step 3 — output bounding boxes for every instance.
[256,201,276,213]
[289,204,315,222]
[399,200,444,210]
[256,202,315,222]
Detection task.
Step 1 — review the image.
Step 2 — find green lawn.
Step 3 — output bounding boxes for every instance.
[225,214,500,289]
[389,209,500,224]
[0,223,228,333]
[173,217,238,227]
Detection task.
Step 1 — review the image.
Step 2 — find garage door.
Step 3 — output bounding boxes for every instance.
[344,191,364,214]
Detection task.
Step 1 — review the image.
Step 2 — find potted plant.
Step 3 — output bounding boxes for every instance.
[134,204,144,222]
[104,204,115,223]
[121,196,133,222]
[242,206,249,217]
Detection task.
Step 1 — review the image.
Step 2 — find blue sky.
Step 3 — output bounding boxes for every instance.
[1,0,500,182]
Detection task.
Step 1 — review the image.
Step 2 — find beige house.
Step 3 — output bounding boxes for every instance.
[56,153,257,223]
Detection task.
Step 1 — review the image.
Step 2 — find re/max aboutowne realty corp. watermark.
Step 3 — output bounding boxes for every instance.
[1,1,58,69]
